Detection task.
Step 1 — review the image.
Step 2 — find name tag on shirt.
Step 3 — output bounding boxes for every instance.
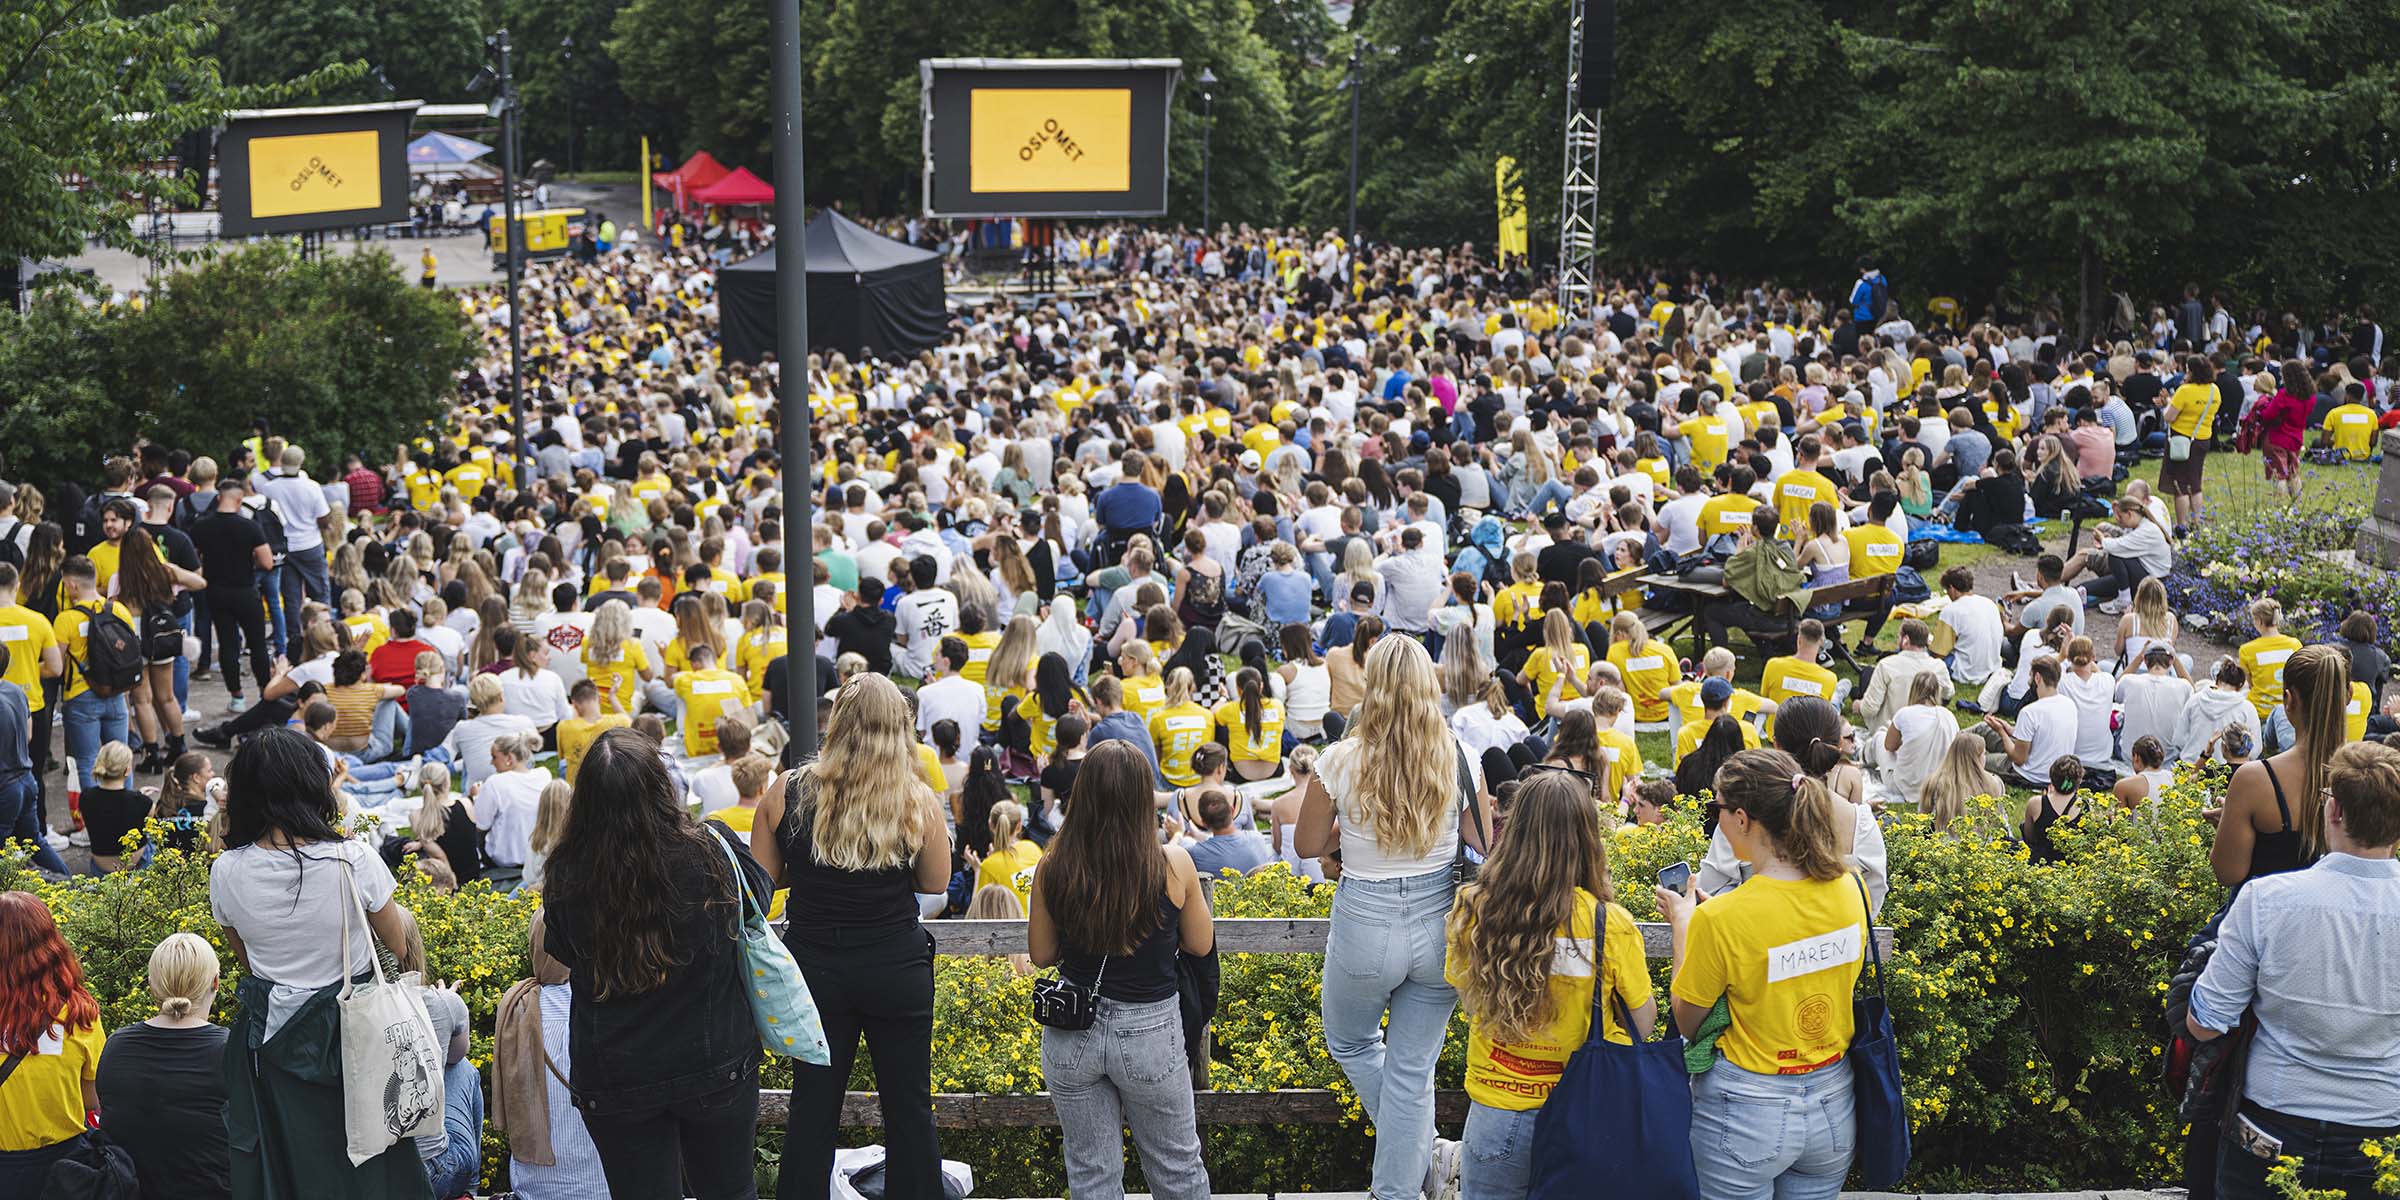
[1136,687,1165,706]
[968,648,992,664]
[2256,649,2293,668]
[1165,715,1208,733]
[2344,414,2372,425]
[690,679,735,696]
[1627,655,1664,673]
[37,1022,64,1056]
[1783,677,1824,697]
[1765,924,1862,983]
[707,580,730,593]
[1550,936,1597,978]
[1601,745,1620,763]
[1784,484,1817,499]
[1866,544,1901,560]
[0,625,26,642]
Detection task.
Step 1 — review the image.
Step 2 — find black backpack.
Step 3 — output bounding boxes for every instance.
[0,518,22,571]
[72,604,146,698]
[1984,523,2044,557]
[138,603,183,663]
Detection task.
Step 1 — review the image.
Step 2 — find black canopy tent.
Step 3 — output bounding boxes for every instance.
[718,210,946,363]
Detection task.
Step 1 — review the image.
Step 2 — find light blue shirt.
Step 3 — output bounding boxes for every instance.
[2190,853,2400,1126]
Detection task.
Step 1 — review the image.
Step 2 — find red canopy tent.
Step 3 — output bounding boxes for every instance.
[691,166,774,206]
[650,151,731,211]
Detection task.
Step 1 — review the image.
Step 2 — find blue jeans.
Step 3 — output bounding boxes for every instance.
[261,574,287,659]
[279,545,330,650]
[423,1057,484,1199]
[1526,481,1573,518]
[1690,1057,1855,1200]
[62,690,129,792]
[2218,1105,2396,1200]
[1462,1100,1540,1200]
[1322,866,1459,1200]
[2264,705,2293,757]
[1041,995,1209,1200]
[0,771,69,874]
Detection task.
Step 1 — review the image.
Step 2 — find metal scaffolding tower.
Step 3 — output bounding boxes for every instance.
[1557,0,1603,323]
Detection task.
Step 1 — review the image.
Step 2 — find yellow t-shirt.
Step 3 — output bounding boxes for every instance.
[1446,892,1652,1111]
[735,626,788,694]
[1607,640,1678,723]
[1015,689,1074,758]
[984,683,1026,733]
[1241,424,1282,458]
[1671,872,1867,1076]
[2167,382,2223,438]
[1688,418,1732,471]
[1494,582,1545,630]
[1665,679,1767,731]
[1149,702,1215,785]
[0,603,59,712]
[0,1013,104,1151]
[1698,493,1762,538]
[1759,655,1838,738]
[87,538,164,598]
[1523,644,1594,718]
[1675,712,1762,764]
[1594,729,1643,805]
[1120,672,1169,725]
[673,667,753,757]
[341,612,391,657]
[1842,524,1903,579]
[580,639,652,716]
[2324,404,2378,460]
[1213,697,1285,764]
[1772,470,1838,538]
[54,601,135,702]
[2238,633,2302,719]
[974,839,1044,910]
[557,713,631,780]
[917,743,948,792]
[402,466,443,511]
[443,461,491,501]
[2346,680,2373,745]
[958,630,1003,688]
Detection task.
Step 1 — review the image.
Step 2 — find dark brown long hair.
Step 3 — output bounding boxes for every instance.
[544,727,735,999]
[115,527,175,614]
[1037,741,1168,955]
[1446,772,1613,1045]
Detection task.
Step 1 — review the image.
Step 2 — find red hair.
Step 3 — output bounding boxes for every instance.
[0,892,99,1054]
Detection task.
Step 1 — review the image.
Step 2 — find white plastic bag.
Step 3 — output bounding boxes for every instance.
[336,857,446,1166]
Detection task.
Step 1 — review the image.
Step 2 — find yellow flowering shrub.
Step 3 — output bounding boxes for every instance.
[2268,1137,2400,1200]
[0,772,2259,1193]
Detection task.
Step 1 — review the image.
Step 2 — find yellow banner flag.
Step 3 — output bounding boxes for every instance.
[640,136,654,232]
[1495,156,1529,261]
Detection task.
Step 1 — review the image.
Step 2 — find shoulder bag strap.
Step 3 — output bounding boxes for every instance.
[1584,900,1641,1044]
[0,1052,24,1089]
[706,823,767,928]
[1854,871,1885,1000]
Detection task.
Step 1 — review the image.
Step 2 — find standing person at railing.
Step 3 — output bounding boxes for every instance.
[1026,741,1215,1199]
[1295,636,1491,1200]
[750,675,952,1200]
[540,729,769,1200]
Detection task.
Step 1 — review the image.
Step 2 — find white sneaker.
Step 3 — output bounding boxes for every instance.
[1425,1137,1463,1200]
[2098,597,2131,615]
[42,830,69,854]
[67,828,90,848]
[397,758,421,792]
[225,695,251,713]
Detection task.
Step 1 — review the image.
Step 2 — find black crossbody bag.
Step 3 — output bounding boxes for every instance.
[1032,955,1110,1032]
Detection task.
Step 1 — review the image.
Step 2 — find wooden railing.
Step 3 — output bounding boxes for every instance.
[766,917,1897,1128]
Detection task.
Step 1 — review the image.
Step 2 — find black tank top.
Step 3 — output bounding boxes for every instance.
[2024,791,2077,863]
[775,777,920,937]
[2247,762,2311,881]
[1061,893,1182,1004]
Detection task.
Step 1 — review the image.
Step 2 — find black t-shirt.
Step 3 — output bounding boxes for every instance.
[97,1021,232,1200]
[189,511,267,591]
[82,785,149,860]
[1040,756,1082,803]
[824,605,896,675]
[1537,539,1598,589]
[760,652,837,722]
[2120,372,2163,413]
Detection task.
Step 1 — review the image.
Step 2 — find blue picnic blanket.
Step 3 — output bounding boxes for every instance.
[1907,519,2047,546]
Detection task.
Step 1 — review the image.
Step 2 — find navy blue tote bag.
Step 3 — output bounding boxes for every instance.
[1849,872,1911,1189]
[1527,905,1699,1200]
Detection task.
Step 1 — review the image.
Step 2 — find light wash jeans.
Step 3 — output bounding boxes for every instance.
[1039,994,1209,1200]
[422,1056,485,1199]
[0,772,69,874]
[1690,1057,1856,1200]
[641,677,681,718]
[1462,1100,1541,1200]
[345,746,453,796]
[62,690,129,792]
[1525,481,1573,518]
[1322,865,1459,1200]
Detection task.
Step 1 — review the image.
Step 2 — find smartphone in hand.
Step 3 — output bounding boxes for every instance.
[1657,861,1692,895]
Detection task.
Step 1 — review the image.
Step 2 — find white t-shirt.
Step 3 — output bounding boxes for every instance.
[2010,693,2080,784]
[210,838,393,1037]
[894,590,961,677]
[2116,673,2193,763]
[447,712,539,790]
[1312,735,1461,880]
[2057,669,2117,765]
[478,766,554,867]
[499,667,573,728]
[916,674,986,740]
[1942,594,2005,683]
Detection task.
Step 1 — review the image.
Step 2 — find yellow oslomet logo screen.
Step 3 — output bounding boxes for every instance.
[968,88,1132,193]
[246,130,383,218]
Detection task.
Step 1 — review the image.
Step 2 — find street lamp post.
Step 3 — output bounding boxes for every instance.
[477,29,530,491]
[1344,45,1360,256]
[1198,67,1218,233]
[768,0,819,755]
[560,36,576,177]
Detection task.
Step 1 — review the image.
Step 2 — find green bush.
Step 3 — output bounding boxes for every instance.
[4,779,2228,1194]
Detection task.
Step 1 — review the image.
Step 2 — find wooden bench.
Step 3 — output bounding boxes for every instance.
[1777,573,1895,672]
[766,916,1895,1129]
[1633,572,1727,657]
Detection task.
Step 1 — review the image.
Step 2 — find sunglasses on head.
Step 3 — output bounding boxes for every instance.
[1522,763,1596,786]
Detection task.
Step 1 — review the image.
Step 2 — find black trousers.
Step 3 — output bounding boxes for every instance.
[580,1075,762,1200]
[29,681,55,832]
[2082,553,2153,603]
[1702,597,1790,652]
[781,924,942,1200]
[207,586,273,695]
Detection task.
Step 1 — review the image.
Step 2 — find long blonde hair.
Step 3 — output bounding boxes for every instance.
[1542,609,1578,671]
[2283,644,2351,861]
[2130,576,2173,640]
[987,614,1039,694]
[1340,636,1453,858]
[1920,731,2001,833]
[1440,630,1487,712]
[530,780,574,857]
[587,598,631,665]
[1610,609,1649,657]
[1447,772,1612,1045]
[412,762,455,841]
[793,674,934,870]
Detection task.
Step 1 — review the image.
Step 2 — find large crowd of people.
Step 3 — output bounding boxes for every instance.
[0,223,2395,1200]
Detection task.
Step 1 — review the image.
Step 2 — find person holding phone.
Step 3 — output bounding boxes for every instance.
[1657,747,1868,1200]
[1440,772,1656,1198]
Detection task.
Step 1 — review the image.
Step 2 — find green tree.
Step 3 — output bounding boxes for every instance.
[495,0,642,172]
[0,295,136,486]
[0,0,354,265]
[120,243,479,469]
[214,0,482,107]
